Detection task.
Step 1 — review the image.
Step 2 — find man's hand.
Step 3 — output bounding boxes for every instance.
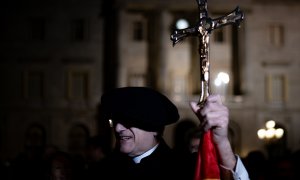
[190,94,236,170]
[190,94,229,145]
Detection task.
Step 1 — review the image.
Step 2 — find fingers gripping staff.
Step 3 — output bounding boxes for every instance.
[170,0,244,179]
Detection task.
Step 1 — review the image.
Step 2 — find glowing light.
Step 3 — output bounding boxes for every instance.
[257,129,266,139]
[109,119,113,127]
[275,128,284,138]
[214,78,222,86]
[266,120,275,129]
[266,128,275,139]
[176,19,189,29]
[214,72,230,86]
[257,120,284,140]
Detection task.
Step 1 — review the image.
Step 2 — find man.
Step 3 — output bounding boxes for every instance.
[98,87,249,180]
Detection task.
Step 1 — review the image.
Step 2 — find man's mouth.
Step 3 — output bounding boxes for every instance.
[119,135,132,141]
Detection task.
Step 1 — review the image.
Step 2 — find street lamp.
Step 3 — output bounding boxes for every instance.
[257,120,284,140]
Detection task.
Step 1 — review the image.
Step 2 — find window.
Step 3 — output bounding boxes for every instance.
[133,20,145,41]
[0,18,8,41]
[70,18,87,41]
[128,74,145,87]
[23,70,44,99]
[213,28,225,43]
[66,70,89,100]
[269,24,284,47]
[173,76,186,103]
[68,123,90,154]
[29,18,46,41]
[266,74,287,103]
[25,123,46,148]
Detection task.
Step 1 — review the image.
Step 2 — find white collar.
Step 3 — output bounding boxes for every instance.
[132,143,159,164]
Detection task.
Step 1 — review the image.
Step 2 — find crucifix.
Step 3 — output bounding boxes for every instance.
[170,0,244,107]
[171,1,244,179]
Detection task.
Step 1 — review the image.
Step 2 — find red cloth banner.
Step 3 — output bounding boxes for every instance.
[194,130,220,180]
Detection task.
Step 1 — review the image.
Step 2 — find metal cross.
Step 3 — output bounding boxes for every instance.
[171,0,244,107]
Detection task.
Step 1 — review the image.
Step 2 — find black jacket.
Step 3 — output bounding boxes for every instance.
[101,140,195,180]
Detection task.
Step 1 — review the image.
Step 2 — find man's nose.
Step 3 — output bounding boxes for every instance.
[115,123,126,132]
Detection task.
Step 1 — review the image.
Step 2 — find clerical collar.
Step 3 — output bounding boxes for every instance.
[132,143,159,164]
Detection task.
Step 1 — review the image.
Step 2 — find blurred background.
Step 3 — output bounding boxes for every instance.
[1,0,300,179]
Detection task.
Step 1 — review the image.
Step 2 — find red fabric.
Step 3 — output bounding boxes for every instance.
[194,130,220,180]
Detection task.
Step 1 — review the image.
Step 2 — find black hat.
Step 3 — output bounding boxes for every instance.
[99,87,180,132]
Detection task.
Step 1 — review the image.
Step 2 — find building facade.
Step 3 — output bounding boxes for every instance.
[1,0,300,161]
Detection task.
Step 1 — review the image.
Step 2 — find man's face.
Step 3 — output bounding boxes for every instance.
[115,123,158,157]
